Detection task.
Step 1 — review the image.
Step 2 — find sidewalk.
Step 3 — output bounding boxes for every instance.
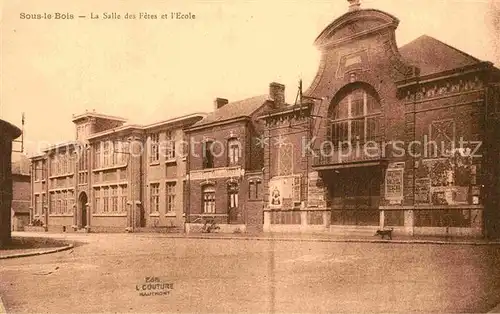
[0,236,74,260]
[12,231,500,246]
[136,231,500,245]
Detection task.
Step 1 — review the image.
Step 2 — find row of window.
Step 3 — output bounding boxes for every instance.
[78,172,89,185]
[48,190,75,215]
[202,184,239,214]
[33,193,46,215]
[149,182,177,214]
[150,131,176,163]
[78,147,88,171]
[49,154,75,177]
[203,138,241,169]
[94,185,128,213]
[33,160,46,181]
[94,140,130,169]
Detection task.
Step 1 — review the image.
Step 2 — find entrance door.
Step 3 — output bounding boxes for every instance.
[79,192,88,228]
[329,167,382,226]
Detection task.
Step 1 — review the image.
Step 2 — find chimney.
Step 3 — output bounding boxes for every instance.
[269,82,285,108]
[348,0,361,12]
[214,98,229,110]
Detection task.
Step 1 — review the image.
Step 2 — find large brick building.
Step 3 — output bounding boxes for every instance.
[0,119,22,246]
[184,96,267,233]
[29,111,205,232]
[261,0,500,238]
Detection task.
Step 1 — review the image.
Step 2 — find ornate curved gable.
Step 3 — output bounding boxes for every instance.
[304,3,416,99]
[314,9,399,50]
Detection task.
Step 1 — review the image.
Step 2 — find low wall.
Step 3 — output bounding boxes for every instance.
[263,208,485,238]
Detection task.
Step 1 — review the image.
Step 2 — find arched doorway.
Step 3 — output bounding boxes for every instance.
[78,192,88,228]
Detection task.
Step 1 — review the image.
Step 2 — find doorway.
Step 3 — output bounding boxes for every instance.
[79,192,88,228]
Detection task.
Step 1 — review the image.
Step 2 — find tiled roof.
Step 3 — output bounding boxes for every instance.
[190,95,268,128]
[399,35,481,77]
[12,200,30,214]
[12,154,30,176]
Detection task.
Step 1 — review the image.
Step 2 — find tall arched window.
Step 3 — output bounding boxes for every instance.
[330,88,381,145]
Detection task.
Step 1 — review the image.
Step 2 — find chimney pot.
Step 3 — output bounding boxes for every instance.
[269,82,285,108]
[214,98,229,110]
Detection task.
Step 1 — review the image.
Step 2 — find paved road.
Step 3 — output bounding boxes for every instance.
[1,233,500,313]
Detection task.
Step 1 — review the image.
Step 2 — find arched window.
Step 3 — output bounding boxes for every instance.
[202,185,216,214]
[330,88,381,145]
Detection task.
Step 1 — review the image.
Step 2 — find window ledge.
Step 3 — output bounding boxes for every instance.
[197,213,228,217]
[165,158,177,164]
[165,212,176,217]
[48,214,73,217]
[48,173,74,179]
[92,213,127,217]
[150,213,160,217]
[149,161,160,166]
[92,164,127,172]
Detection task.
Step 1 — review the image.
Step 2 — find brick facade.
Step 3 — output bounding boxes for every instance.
[260,6,500,238]
[185,96,266,233]
[29,112,205,233]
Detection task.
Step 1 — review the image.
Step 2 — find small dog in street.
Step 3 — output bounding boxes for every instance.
[375,228,394,240]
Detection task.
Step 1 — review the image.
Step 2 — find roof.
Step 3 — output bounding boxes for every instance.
[143,113,206,131]
[399,35,482,77]
[43,141,79,153]
[190,95,268,129]
[12,200,30,214]
[87,113,206,140]
[72,111,127,123]
[12,154,31,176]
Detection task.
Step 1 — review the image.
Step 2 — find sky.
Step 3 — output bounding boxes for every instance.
[1,0,499,157]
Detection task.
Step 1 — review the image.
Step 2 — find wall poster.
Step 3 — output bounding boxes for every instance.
[385,163,404,203]
[415,178,431,204]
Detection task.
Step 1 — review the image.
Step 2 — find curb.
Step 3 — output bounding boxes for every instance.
[139,234,500,245]
[0,244,74,260]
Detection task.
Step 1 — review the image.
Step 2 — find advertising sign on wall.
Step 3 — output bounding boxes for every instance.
[385,162,404,204]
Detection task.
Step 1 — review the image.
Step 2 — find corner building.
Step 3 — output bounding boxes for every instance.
[29,111,205,232]
[261,1,500,238]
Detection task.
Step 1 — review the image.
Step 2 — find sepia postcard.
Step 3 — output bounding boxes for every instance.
[1,0,500,313]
